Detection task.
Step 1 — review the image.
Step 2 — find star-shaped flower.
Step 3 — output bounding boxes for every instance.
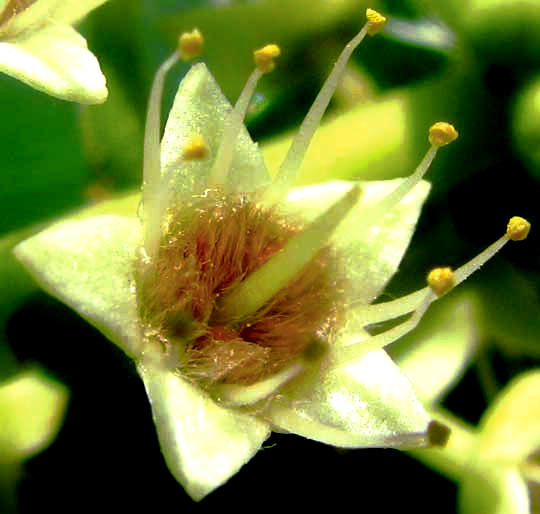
[0,0,108,103]
[12,10,529,501]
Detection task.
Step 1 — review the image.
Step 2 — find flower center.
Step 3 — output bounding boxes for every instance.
[137,189,344,386]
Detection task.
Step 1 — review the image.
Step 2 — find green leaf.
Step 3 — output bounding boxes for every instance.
[79,61,144,189]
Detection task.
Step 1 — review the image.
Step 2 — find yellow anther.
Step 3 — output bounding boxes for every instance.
[183,134,209,160]
[178,29,204,61]
[366,8,387,36]
[254,44,281,74]
[507,216,531,241]
[429,122,459,147]
[427,267,455,297]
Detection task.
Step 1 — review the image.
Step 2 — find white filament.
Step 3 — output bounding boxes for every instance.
[208,68,263,187]
[331,290,434,367]
[269,22,370,198]
[338,232,512,367]
[143,50,180,260]
[361,144,438,228]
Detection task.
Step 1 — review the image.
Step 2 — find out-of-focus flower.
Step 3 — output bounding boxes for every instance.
[398,299,539,514]
[0,368,68,511]
[12,10,529,501]
[0,0,108,103]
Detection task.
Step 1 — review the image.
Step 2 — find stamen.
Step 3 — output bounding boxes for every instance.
[381,419,451,449]
[216,186,361,322]
[507,216,531,241]
[208,44,280,187]
[429,122,458,147]
[267,402,446,449]
[358,122,458,229]
[143,29,204,260]
[427,420,451,448]
[331,288,434,366]
[254,44,281,74]
[183,134,209,161]
[178,29,204,61]
[269,8,385,198]
[334,217,531,366]
[452,215,530,284]
[426,267,455,297]
[366,8,387,36]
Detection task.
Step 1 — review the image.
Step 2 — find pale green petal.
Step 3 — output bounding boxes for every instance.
[160,63,270,199]
[460,468,530,514]
[477,371,540,464]
[285,179,430,304]
[0,25,107,103]
[137,362,270,501]
[13,216,143,358]
[48,0,108,25]
[267,348,430,448]
[394,294,479,405]
[0,369,68,460]
[0,0,62,37]
[0,0,106,36]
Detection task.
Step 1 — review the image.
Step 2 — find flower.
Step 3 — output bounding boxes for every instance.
[12,10,529,501]
[397,298,540,514]
[0,368,68,511]
[0,0,108,103]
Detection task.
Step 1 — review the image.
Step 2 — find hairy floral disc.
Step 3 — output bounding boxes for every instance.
[137,189,345,386]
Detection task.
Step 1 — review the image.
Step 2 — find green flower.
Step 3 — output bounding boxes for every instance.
[12,10,525,501]
[0,0,108,103]
[398,295,540,514]
[0,368,68,511]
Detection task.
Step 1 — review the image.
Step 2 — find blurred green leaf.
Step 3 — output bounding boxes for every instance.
[0,76,89,233]
[79,61,144,191]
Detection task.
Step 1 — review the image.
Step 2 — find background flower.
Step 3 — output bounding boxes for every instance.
[0,0,108,103]
[1,0,539,512]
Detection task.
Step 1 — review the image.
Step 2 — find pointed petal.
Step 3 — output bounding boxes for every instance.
[13,216,143,358]
[160,63,270,198]
[137,362,270,501]
[267,345,430,448]
[49,0,108,25]
[1,0,106,35]
[478,371,540,464]
[284,179,430,304]
[0,25,107,103]
[0,0,61,37]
